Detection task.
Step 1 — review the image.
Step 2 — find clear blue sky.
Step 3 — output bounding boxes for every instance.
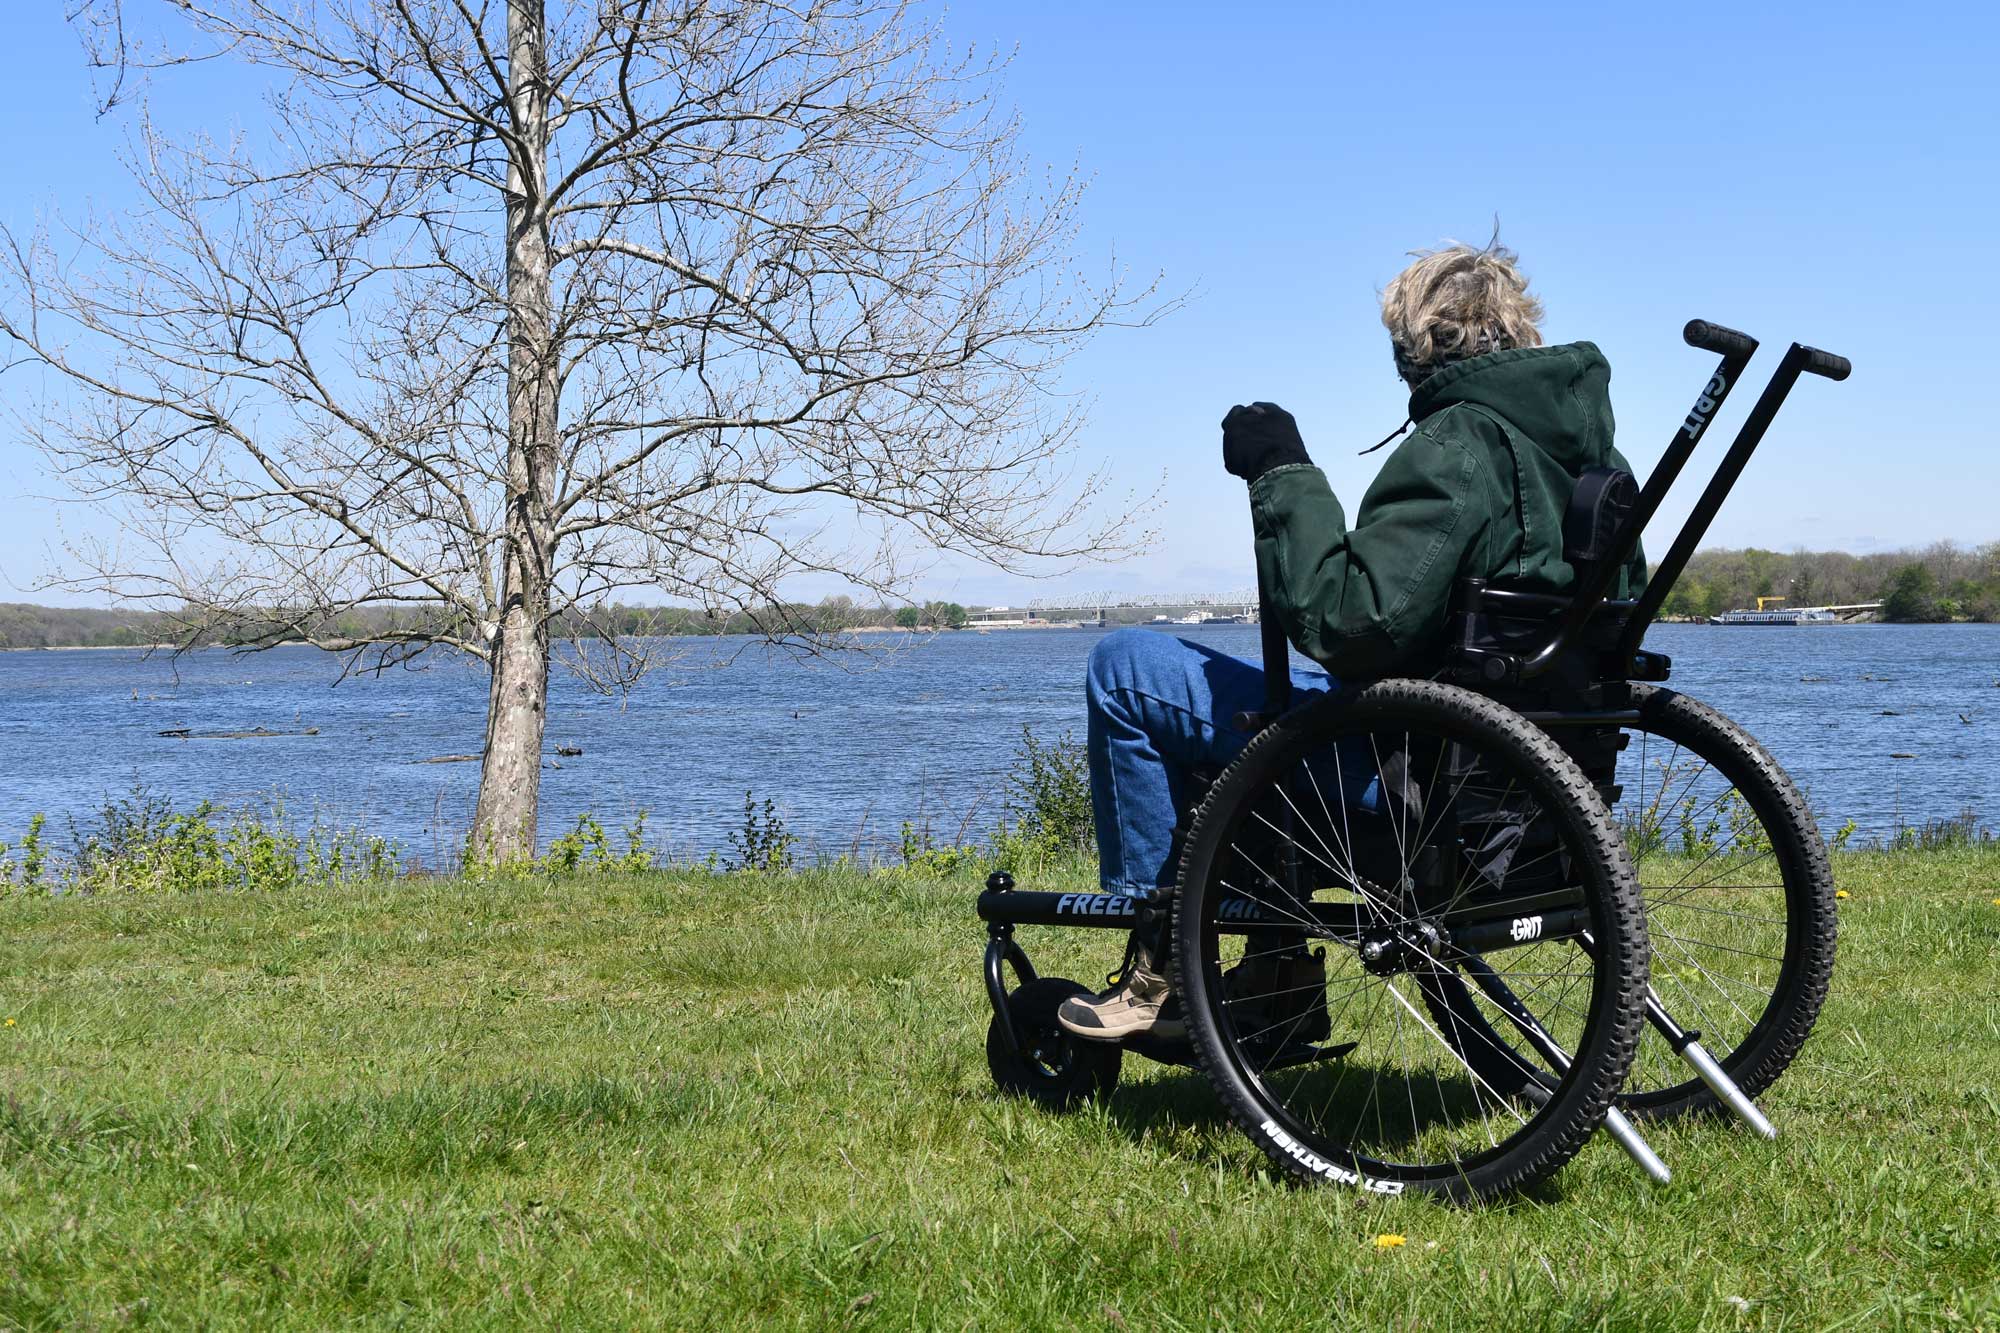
[3,1,1992,608]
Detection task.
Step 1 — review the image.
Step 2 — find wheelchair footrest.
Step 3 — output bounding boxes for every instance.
[1253,1039,1359,1071]
[1121,1028,1198,1067]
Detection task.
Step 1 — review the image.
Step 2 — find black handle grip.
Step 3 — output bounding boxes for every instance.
[1798,345,1851,381]
[1258,595,1292,718]
[1683,319,1758,358]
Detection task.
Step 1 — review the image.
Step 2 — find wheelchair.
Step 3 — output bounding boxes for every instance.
[977,322,1850,1200]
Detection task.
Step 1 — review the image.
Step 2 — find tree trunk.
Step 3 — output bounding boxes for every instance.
[472,596,549,859]
[470,0,557,863]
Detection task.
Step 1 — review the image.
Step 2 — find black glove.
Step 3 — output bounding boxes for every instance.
[1221,401,1311,482]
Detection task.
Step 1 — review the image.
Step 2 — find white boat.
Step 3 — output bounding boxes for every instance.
[1146,610,1250,628]
[1708,607,1841,625]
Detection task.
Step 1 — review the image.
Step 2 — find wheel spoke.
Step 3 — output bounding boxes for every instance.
[1179,684,1643,1194]
[1607,691,1832,1112]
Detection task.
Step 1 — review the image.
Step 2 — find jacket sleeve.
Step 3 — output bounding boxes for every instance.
[1248,435,1484,679]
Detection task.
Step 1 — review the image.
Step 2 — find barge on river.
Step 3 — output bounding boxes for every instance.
[1707,597,1882,625]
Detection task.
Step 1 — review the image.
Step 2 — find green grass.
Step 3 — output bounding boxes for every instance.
[3,852,1998,1330]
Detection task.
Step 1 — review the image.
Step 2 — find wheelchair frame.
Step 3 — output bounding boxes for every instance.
[977,319,1851,1189]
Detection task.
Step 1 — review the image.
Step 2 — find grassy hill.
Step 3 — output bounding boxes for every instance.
[2,852,1997,1328]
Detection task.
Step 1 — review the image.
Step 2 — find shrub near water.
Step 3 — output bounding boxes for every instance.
[1887,807,1994,852]
[1002,723,1094,856]
[0,788,398,895]
[460,811,658,881]
[727,792,798,873]
[892,724,1096,878]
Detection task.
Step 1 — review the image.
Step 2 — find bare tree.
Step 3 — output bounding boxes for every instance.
[3,1,1158,859]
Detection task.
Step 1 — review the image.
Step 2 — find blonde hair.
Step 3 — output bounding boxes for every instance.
[1381,238,1544,385]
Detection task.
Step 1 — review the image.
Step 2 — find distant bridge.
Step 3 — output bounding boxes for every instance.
[1022,590,1259,615]
[963,590,1260,629]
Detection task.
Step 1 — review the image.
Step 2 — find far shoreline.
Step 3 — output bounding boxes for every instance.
[17,617,1994,654]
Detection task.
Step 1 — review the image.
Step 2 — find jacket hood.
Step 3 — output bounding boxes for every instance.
[1408,342,1615,469]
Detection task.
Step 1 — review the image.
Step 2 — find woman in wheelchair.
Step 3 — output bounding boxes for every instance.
[1059,240,1648,1042]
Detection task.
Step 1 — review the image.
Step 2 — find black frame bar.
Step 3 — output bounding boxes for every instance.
[976,885,1589,956]
[1260,590,1293,718]
[983,932,1037,1054]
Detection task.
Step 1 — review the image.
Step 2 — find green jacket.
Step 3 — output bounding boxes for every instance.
[1250,341,1647,678]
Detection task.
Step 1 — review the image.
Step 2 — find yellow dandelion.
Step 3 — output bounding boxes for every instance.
[1374,1234,1407,1250]
[3,1018,12,1027]
[1991,898,2000,908]
[1834,890,1849,900]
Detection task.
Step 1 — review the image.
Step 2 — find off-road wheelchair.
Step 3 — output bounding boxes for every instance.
[977,322,1850,1200]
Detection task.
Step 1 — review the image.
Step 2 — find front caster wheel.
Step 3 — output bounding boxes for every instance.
[986,977,1123,1111]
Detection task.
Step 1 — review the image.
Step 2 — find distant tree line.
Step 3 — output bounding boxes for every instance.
[893,603,971,630]
[1656,542,2000,623]
[0,604,177,650]
[0,597,977,651]
[14,542,1994,650]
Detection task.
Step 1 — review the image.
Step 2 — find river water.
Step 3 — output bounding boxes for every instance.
[1,623,1995,861]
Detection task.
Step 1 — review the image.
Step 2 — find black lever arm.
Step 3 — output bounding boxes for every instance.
[1619,340,1853,657]
[1517,319,1760,679]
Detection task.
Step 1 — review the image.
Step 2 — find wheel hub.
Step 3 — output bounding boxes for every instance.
[1356,919,1447,976]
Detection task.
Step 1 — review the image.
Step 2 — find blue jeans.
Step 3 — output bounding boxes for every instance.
[1085,627,1337,895]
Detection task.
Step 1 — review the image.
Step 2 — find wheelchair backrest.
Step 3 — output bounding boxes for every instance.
[1445,466,1669,703]
[1564,466,1638,570]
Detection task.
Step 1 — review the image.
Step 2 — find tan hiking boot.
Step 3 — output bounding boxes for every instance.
[1058,937,1185,1043]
